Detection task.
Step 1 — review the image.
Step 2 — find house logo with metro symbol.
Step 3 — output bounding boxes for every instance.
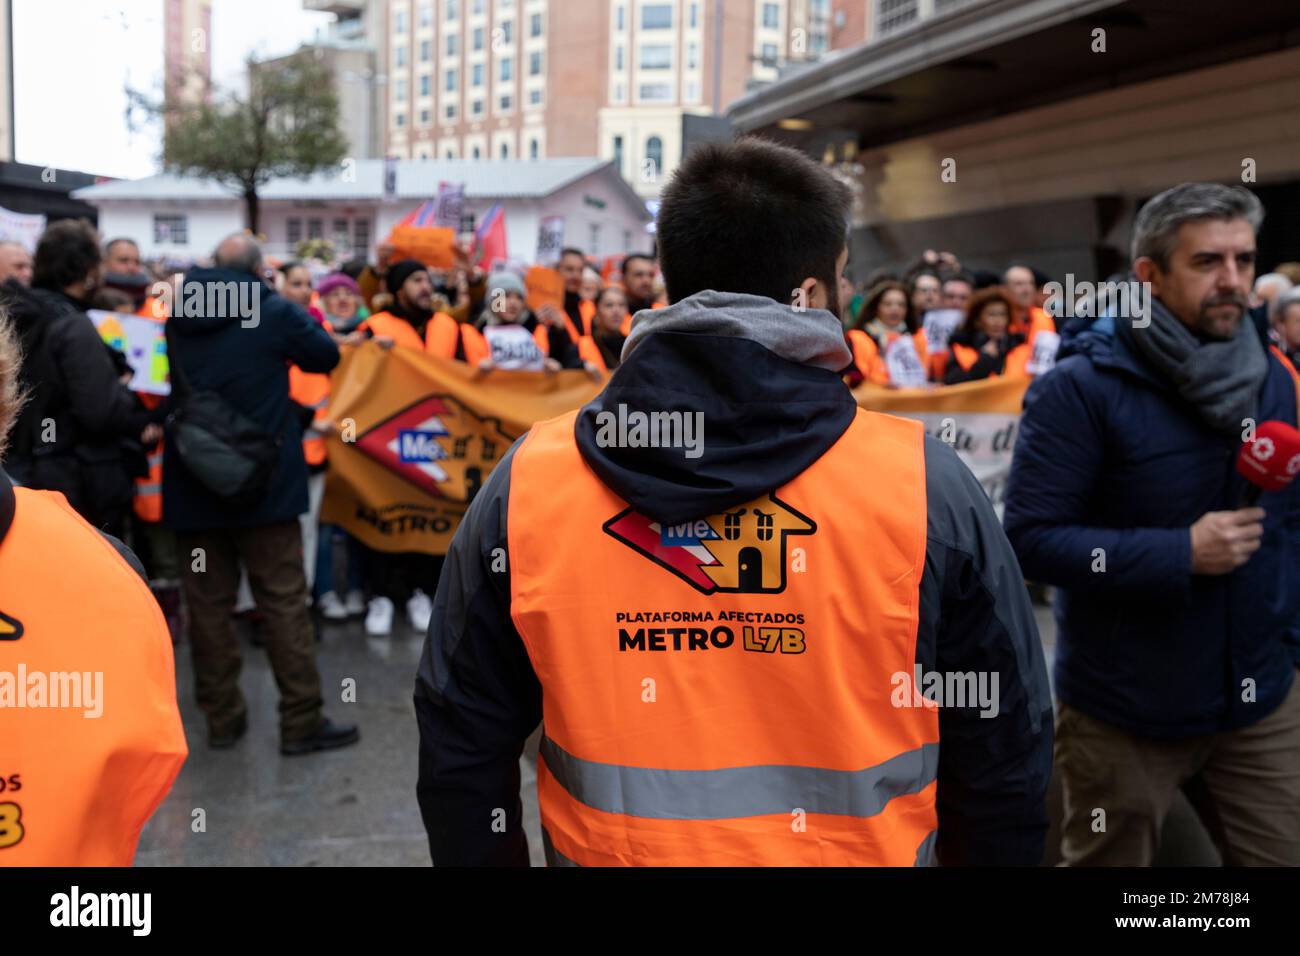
[603,493,814,594]
[356,395,514,503]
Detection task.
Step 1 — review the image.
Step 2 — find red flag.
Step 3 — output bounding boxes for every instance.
[474,204,507,272]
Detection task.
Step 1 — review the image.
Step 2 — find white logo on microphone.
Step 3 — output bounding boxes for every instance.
[1288,453,1300,476]
[1251,437,1276,461]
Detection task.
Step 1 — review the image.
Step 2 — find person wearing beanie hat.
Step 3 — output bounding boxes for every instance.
[357,259,463,360]
[463,269,602,382]
[318,272,364,336]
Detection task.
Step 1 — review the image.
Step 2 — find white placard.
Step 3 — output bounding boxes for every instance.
[921,308,963,356]
[1025,330,1061,375]
[484,324,545,370]
[885,334,928,388]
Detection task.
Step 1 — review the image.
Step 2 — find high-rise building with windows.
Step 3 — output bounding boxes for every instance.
[379,1,836,199]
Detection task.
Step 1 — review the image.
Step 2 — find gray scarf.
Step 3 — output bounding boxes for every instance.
[1126,293,1267,435]
[622,290,852,372]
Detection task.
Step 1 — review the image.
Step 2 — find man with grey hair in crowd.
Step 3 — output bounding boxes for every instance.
[164,232,359,756]
[1006,182,1300,865]
[1253,271,1293,319]
[0,240,32,286]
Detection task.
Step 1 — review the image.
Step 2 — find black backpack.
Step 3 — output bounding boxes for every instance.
[163,321,285,510]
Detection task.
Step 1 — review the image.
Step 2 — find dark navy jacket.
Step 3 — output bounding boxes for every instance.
[1005,308,1300,739]
[415,323,1053,867]
[162,268,339,532]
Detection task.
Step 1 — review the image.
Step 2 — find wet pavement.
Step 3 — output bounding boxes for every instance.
[136,602,1215,866]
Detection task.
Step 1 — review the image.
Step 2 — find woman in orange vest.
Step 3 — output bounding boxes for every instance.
[469,271,602,378]
[847,280,930,386]
[943,286,1031,384]
[577,285,629,373]
[0,313,186,864]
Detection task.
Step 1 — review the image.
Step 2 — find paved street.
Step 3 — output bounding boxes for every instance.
[137,603,1215,866]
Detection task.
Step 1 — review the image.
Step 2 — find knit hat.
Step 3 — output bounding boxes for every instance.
[487,271,526,299]
[317,272,361,298]
[386,259,428,296]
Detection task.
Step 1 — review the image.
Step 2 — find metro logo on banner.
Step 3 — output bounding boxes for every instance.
[322,342,604,554]
[357,395,509,502]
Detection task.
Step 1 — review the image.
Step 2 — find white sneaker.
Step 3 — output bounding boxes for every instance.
[344,589,366,616]
[407,589,433,634]
[365,596,395,636]
[316,591,348,621]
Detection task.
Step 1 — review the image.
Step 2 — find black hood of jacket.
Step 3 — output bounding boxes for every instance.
[574,330,856,526]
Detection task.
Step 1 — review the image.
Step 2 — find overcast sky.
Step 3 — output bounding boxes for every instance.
[13,0,335,179]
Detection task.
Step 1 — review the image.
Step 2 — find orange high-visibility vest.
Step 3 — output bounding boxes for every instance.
[0,485,187,864]
[289,365,331,468]
[508,409,939,866]
[950,341,1031,379]
[846,329,880,381]
[359,310,460,355]
[577,336,607,373]
[559,299,598,343]
[620,300,663,337]
[459,323,551,366]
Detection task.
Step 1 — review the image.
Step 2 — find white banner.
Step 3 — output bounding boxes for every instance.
[0,206,46,253]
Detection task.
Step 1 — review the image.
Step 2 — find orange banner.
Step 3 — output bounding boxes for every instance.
[321,342,603,555]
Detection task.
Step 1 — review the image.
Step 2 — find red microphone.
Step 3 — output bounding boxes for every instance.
[1236,420,1300,506]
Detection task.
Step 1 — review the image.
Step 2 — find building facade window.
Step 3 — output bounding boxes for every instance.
[615,45,624,70]
[447,34,458,55]
[501,20,513,43]
[307,218,324,240]
[528,87,543,105]
[473,26,484,50]
[419,2,433,28]
[641,3,671,29]
[396,45,407,67]
[686,42,697,69]
[762,2,779,28]
[395,78,408,101]
[640,44,672,69]
[286,218,302,245]
[498,93,512,110]
[613,134,624,172]
[500,142,509,158]
[530,12,542,36]
[354,218,371,255]
[500,57,513,81]
[420,39,431,61]
[645,135,663,174]
[638,83,671,101]
[473,63,484,85]
[761,43,778,66]
[529,138,539,159]
[396,10,408,33]
[472,98,483,115]
[447,0,459,19]
[529,51,542,75]
[446,68,459,91]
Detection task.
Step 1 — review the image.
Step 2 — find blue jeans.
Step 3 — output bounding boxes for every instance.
[314,524,367,599]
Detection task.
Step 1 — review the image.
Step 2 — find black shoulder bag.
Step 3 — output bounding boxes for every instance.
[163,322,285,510]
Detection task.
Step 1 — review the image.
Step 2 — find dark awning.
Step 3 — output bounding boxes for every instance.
[730,0,1300,153]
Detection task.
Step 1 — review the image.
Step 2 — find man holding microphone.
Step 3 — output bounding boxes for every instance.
[1006,183,1300,865]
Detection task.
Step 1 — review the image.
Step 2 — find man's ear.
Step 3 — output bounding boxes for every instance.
[794,276,819,310]
[1133,256,1160,289]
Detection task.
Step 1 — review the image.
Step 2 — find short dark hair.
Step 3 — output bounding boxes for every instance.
[33,218,101,291]
[340,257,367,280]
[656,137,850,305]
[962,286,1017,336]
[623,253,655,273]
[560,248,586,262]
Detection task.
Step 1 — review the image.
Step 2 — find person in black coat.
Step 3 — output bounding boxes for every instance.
[164,233,358,756]
[3,219,155,538]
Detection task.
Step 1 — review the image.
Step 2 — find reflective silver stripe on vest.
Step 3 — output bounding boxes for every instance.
[541,736,939,820]
[541,827,580,867]
[914,829,938,866]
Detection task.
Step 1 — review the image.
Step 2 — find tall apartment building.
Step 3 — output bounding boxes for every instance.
[163,0,213,110]
[381,1,835,199]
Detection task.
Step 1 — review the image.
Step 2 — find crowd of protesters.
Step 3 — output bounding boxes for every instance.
[3,160,1300,867]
